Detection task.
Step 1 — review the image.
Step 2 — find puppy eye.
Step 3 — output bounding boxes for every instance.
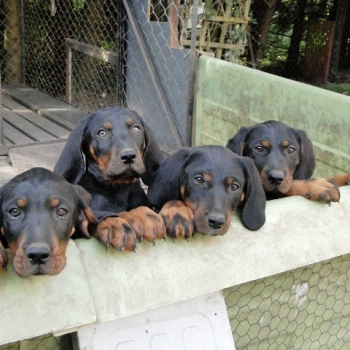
[9,208,20,217]
[56,208,68,217]
[98,129,108,137]
[230,183,240,191]
[194,175,204,184]
[255,145,263,152]
[288,146,296,154]
[131,125,140,134]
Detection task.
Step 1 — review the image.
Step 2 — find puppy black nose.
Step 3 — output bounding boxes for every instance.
[26,244,50,265]
[268,170,284,185]
[208,213,225,230]
[119,149,137,163]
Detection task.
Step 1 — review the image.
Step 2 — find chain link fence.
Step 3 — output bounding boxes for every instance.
[1,0,198,151]
[224,253,350,349]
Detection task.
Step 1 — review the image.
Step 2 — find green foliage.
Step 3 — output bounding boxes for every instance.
[72,0,85,11]
[319,84,350,96]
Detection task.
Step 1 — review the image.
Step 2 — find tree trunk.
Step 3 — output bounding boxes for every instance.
[4,0,21,84]
[285,0,307,78]
[329,0,350,79]
[252,0,278,69]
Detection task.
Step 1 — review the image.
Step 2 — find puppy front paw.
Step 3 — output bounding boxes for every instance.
[288,179,340,204]
[160,200,195,240]
[91,217,136,251]
[306,178,340,203]
[118,207,166,245]
[328,173,350,187]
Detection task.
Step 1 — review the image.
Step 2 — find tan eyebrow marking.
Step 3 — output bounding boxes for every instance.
[103,122,112,129]
[226,177,234,185]
[50,198,59,207]
[281,140,289,147]
[126,118,134,126]
[262,140,270,147]
[203,173,211,181]
[17,198,27,208]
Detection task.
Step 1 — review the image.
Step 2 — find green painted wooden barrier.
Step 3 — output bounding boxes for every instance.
[194,55,350,177]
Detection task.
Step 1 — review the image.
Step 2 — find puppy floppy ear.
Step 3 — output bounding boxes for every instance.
[147,148,192,210]
[226,126,251,155]
[239,157,266,231]
[292,129,315,180]
[140,120,165,185]
[72,184,98,238]
[54,117,89,184]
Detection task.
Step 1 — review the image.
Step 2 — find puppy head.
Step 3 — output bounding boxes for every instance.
[148,146,266,235]
[82,107,146,185]
[54,107,163,186]
[226,120,315,194]
[0,168,96,277]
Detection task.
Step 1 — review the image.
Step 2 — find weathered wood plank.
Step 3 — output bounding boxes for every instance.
[3,109,57,142]
[3,121,34,144]
[65,38,118,64]
[2,84,90,126]
[3,138,14,145]
[1,95,23,110]
[2,96,70,138]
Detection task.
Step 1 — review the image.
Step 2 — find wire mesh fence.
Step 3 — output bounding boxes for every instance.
[1,0,349,135]
[22,0,124,111]
[224,253,350,349]
[1,0,198,150]
[0,333,73,350]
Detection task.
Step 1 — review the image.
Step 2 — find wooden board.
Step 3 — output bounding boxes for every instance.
[3,120,34,144]
[2,84,90,127]
[3,108,57,142]
[2,96,70,138]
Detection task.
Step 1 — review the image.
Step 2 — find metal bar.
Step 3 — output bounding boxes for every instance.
[0,66,3,144]
[0,67,7,155]
[203,15,249,23]
[66,44,72,104]
[122,0,184,148]
[182,40,244,49]
[65,38,118,64]
[19,0,25,84]
[187,0,199,146]
[116,1,127,106]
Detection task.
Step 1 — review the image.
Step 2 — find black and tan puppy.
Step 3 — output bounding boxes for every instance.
[226,120,350,202]
[54,107,165,250]
[147,145,266,239]
[0,167,97,277]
